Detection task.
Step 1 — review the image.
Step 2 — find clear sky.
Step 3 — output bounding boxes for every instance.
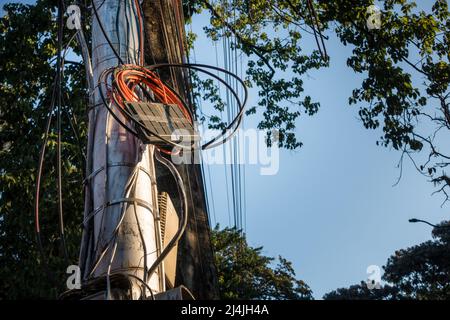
[2,0,448,299]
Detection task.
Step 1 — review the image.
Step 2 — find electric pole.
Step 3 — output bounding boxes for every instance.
[79,0,162,299]
[77,0,219,299]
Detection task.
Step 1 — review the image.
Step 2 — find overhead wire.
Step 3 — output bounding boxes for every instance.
[214,35,232,226]
[220,0,244,231]
[231,3,242,230]
[234,7,244,232]
[223,0,233,229]
[35,25,81,272]
[181,2,216,280]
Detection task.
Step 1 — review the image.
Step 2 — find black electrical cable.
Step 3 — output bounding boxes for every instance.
[91,0,125,65]
[57,0,70,264]
[35,34,90,284]
[35,77,58,285]
[35,17,79,274]
[62,92,87,162]
[146,150,188,282]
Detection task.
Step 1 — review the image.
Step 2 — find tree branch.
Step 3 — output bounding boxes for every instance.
[201,0,275,78]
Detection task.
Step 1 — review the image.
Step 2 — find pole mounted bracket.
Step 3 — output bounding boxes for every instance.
[124,102,198,147]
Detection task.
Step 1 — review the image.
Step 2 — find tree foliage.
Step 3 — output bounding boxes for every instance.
[323,282,403,300]
[185,0,450,200]
[0,0,87,298]
[211,225,312,300]
[318,0,450,201]
[324,221,450,300]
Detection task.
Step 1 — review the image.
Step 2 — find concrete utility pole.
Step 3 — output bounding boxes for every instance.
[79,0,162,299]
[78,0,219,300]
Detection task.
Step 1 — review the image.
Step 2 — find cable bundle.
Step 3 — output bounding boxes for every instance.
[111,64,192,123]
[98,63,247,153]
[99,64,194,154]
[112,65,192,117]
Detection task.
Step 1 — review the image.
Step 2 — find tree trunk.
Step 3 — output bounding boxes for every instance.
[142,0,220,300]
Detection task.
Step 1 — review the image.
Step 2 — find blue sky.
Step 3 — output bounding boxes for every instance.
[2,0,448,299]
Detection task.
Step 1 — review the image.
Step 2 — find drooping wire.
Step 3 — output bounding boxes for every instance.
[57,0,69,263]
[35,76,57,280]
[35,0,75,281]
[35,25,81,271]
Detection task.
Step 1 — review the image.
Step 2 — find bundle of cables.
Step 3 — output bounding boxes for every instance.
[111,65,191,123]
[98,63,247,154]
[99,64,193,154]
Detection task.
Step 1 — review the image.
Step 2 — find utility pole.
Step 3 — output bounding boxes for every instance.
[77,0,219,300]
[78,0,162,299]
[76,0,220,300]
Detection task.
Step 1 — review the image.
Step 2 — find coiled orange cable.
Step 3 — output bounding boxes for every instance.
[110,64,193,154]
